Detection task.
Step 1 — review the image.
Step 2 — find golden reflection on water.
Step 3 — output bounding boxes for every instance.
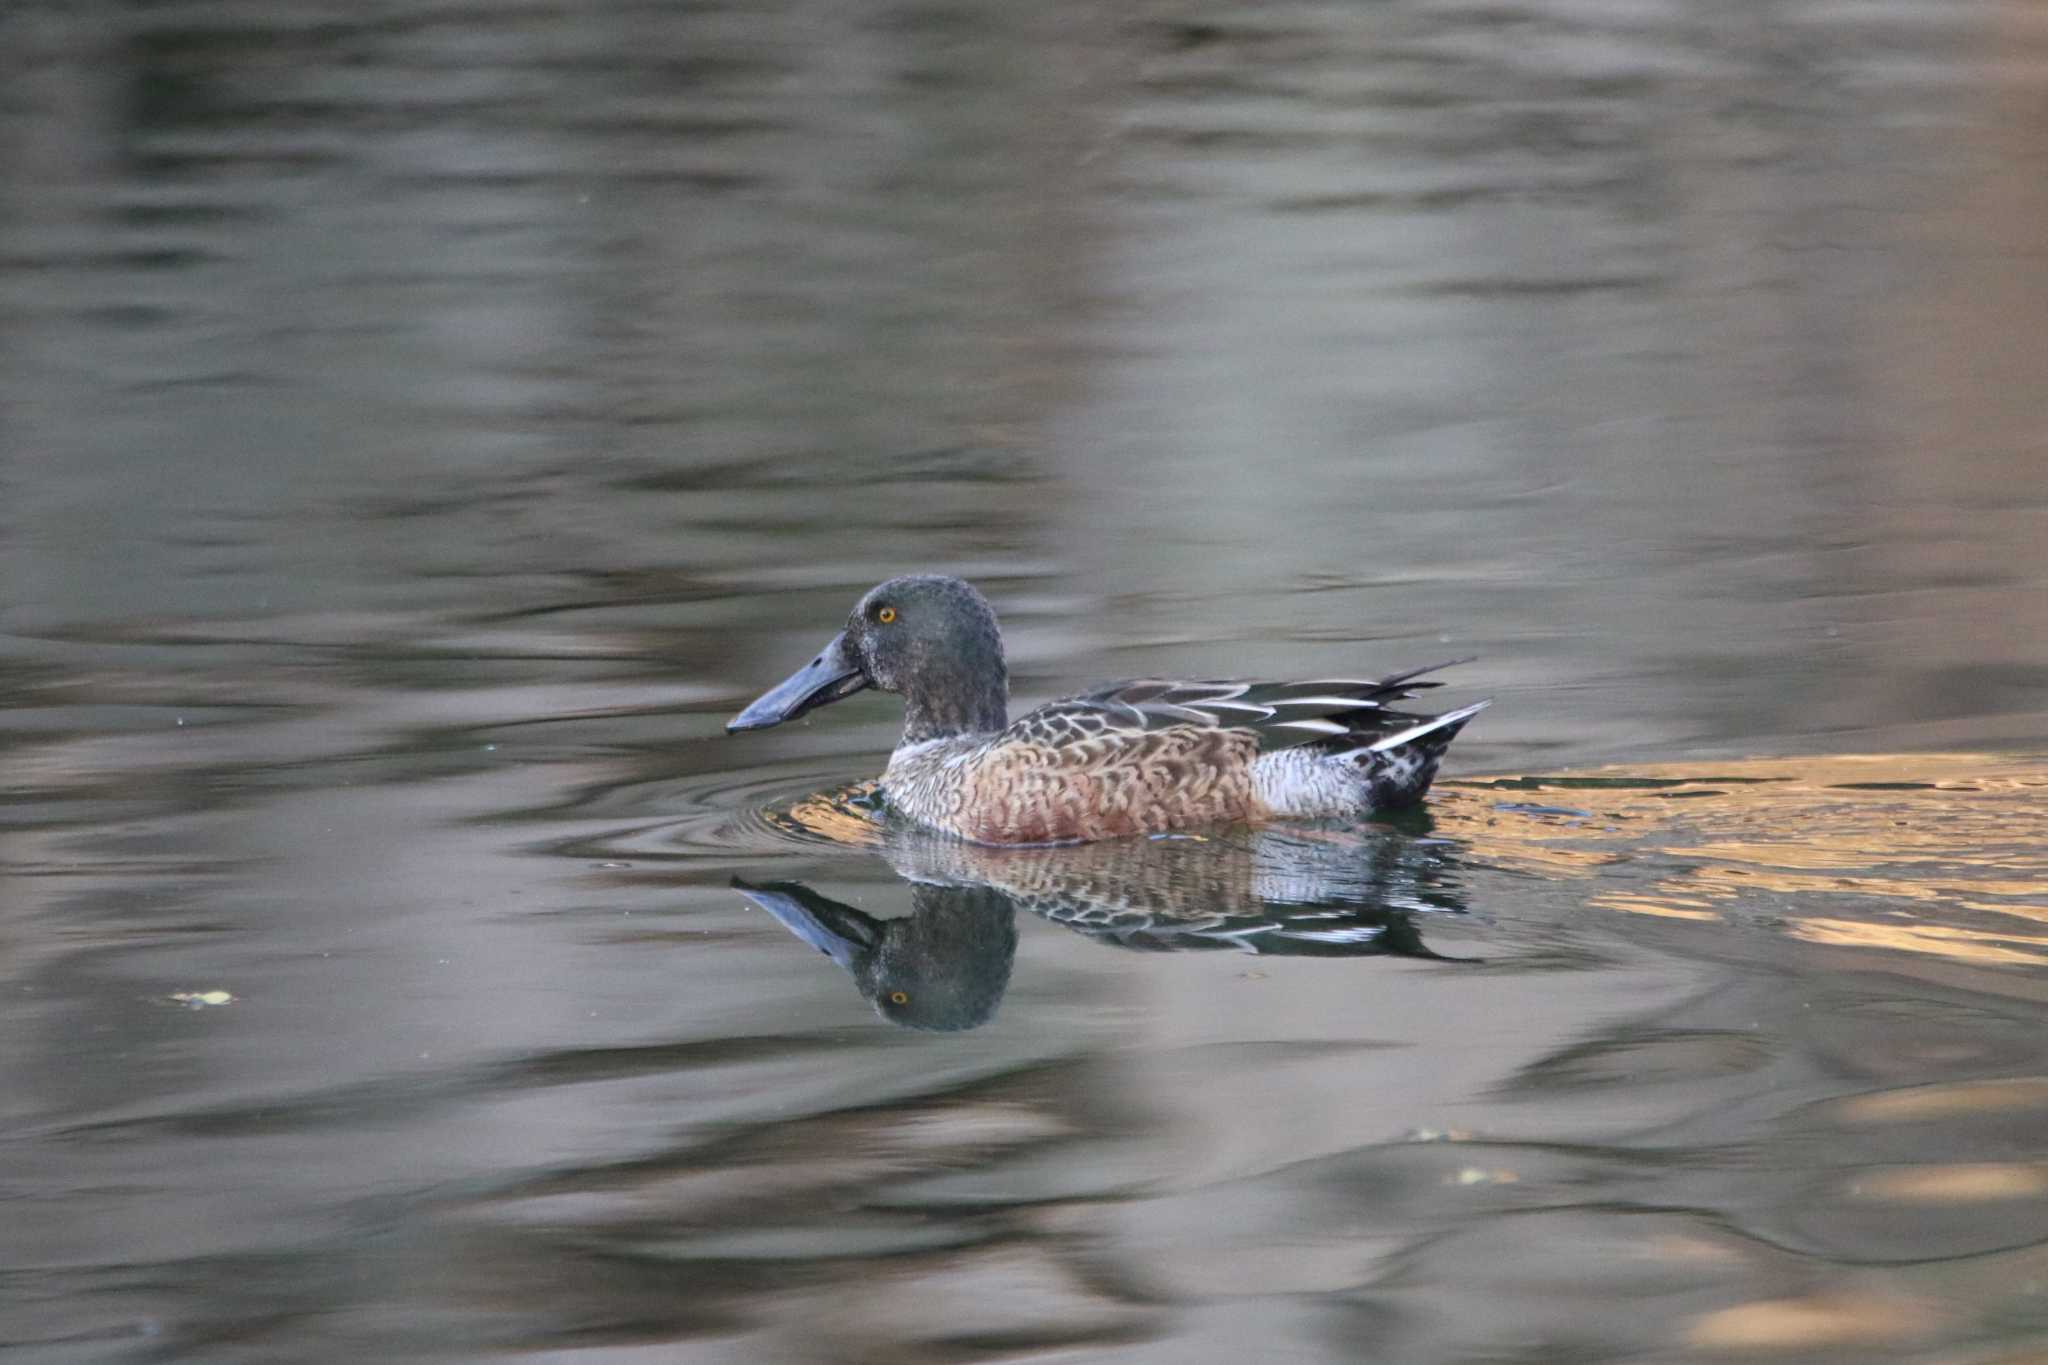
[1685,1293,1940,1352]
[782,780,888,847]
[1433,753,2048,969]
[1788,918,2048,966]
[1849,1163,2048,1203]
[1828,1077,2048,1125]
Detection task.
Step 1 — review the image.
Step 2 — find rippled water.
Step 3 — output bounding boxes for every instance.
[5,2,2048,1361]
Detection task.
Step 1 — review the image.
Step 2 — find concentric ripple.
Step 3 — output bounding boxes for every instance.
[557,764,889,864]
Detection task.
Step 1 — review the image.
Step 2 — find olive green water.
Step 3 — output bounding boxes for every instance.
[5,3,2048,1362]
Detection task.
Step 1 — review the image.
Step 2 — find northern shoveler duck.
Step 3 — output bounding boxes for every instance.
[726,575,1488,845]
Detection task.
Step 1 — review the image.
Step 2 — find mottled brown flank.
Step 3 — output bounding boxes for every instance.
[886,727,1264,844]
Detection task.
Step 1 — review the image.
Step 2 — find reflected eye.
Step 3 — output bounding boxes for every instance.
[888,990,909,1005]
[877,606,897,625]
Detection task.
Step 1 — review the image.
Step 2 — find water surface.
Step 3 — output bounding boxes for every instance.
[4,2,2048,1361]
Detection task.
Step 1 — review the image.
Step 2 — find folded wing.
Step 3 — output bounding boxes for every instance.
[1002,659,1472,753]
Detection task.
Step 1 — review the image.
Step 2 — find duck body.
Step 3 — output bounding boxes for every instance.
[728,575,1486,846]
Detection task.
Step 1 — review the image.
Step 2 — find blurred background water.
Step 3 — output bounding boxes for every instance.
[3,1,2048,1361]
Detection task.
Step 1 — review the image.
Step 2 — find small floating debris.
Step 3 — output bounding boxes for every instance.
[1448,1166,1519,1186]
[167,989,235,1009]
[1494,801,1593,819]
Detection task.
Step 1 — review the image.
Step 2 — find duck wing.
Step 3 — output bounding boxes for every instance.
[1002,659,1472,753]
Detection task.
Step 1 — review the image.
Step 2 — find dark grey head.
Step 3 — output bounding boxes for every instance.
[726,575,1009,744]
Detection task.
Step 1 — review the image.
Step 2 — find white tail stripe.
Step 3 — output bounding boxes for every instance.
[1274,718,1352,736]
[1197,700,1277,717]
[1330,700,1491,759]
[1181,683,1252,700]
[1267,695,1382,709]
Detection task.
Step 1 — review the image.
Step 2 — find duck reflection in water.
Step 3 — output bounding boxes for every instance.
[736,819,1466,1031]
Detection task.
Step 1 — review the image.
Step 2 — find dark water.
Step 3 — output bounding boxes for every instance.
[5,2,2048,1361]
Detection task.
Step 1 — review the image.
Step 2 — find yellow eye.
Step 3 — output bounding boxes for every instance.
[877,606,897,624]
[888,990,909,1005]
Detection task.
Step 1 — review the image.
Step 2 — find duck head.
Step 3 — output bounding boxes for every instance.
[726,575,1009,743]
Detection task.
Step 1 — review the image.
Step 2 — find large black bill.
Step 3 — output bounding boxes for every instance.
[725,630,871,732]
